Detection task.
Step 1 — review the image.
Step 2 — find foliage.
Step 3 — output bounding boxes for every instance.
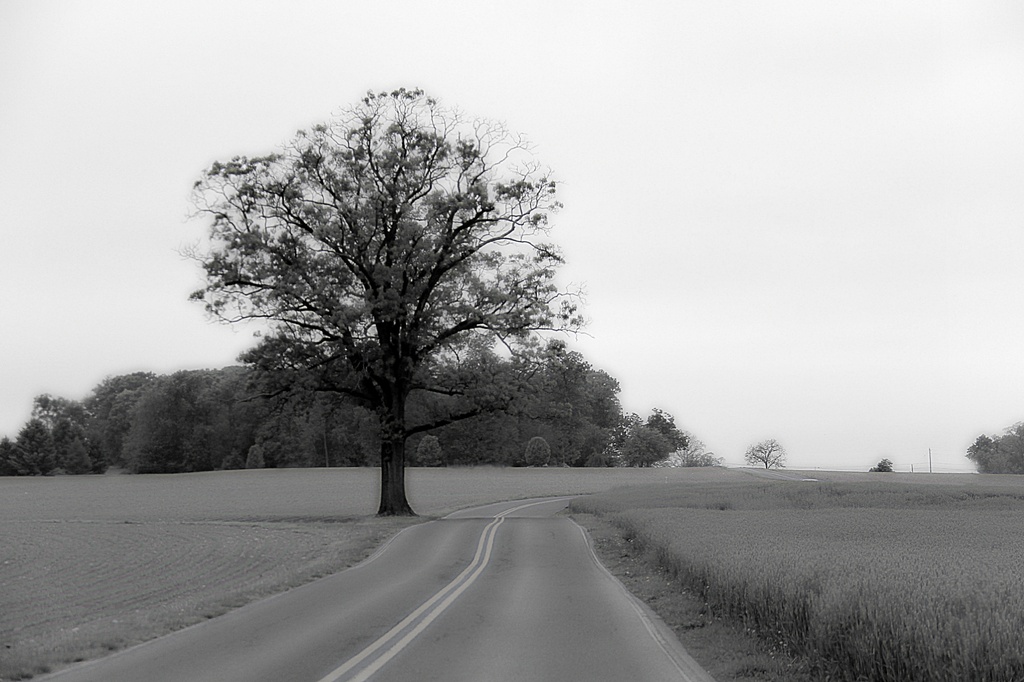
[1,329,683,478]
[869,458,894,472]
[524,347,621,466]
[524,436,552,466]
[607,409,689,467]
[33,393,96,474]
[644,408,688,451]
[245,444,265,469]
[84,372,157,469]
[429,411,520,466]
[190,88,581,515]
[0,437,16,476]
[656,434,722,467]
[619,426,672,467]
[967,423,1024,473]
[415,435,444,467]
[12,418,57,475]
[123,370,251,473]
[1,348,641,476]
[744,438,786,469]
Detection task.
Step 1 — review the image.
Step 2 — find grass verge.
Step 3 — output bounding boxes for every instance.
[571,511,818,682]
[571,471,1024,682]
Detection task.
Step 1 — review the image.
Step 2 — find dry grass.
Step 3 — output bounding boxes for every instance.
[572,473,1024,682]
[0,466,685,680]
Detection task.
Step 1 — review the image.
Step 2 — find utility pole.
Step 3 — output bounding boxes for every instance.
[929,448,933,474]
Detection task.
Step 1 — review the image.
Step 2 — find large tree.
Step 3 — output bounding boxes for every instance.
[191,89,580,515]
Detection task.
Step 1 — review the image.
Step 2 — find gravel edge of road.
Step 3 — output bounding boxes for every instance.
[568,511,820,682]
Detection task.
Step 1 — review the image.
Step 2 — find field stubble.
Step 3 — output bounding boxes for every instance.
[0,466,682,680]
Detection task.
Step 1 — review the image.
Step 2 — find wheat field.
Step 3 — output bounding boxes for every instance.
[573,472,1024,682]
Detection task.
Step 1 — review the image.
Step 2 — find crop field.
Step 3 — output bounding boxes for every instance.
[0,466,687,680]
[572,471,1024,682]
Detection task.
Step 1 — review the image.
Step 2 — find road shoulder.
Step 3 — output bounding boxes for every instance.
[569,512,817,682]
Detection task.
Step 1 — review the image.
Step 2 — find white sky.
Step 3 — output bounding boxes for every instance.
[2,1,1023,471]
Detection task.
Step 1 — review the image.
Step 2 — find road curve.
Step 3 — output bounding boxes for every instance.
[41,497,714,682]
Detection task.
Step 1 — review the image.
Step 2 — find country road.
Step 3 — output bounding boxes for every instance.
[41,497,714,682]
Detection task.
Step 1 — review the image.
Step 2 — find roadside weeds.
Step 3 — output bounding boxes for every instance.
[569,512,820,682]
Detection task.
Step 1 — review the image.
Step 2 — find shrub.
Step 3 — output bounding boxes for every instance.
[416,436,444,467]
[525,436,551,466]
[245,445,265,469]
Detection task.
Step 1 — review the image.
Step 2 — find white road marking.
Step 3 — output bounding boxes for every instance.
[317,498,560,682]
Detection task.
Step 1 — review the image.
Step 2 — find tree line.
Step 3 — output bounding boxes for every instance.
[967,422,1024,474]
[0,348,715,476]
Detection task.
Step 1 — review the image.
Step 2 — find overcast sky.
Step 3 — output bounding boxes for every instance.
[3,1,1023,471]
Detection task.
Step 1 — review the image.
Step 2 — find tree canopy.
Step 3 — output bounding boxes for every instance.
[191,89,582,514]
[967,423,1024,474]
[0,362,705,478]
[605,409,689,467]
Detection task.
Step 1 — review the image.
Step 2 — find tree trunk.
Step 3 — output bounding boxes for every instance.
[378,434,415,515]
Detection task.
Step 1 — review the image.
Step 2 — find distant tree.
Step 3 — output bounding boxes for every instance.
[63,437,92,475]
[122,370,242,473]
[620,426,673,467]
[869,458,894,473]
[15,418,57,475]
[528,348,622,466]
[221,450,245,470]
[967,424,1024,474]
[191,88,580,515]
[584,450,615,467]
[525,436,552,466]
[245,444,265,469]
[605,409,686,467]
[644,408,688,452]
[84,372,157,469]
[432,411,520,466]
[745,439,787,469]
[657,434,721,467]
[416,435,444,467]
[0,437,19,476]
[32,394,93,474]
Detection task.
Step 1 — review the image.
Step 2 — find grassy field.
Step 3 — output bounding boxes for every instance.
[0,466,685,680]
[572,470,1024,682]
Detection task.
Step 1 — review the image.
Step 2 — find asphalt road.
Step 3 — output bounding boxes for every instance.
[41,497,714,682]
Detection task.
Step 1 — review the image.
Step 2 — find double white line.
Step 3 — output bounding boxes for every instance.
[318,499,561,682]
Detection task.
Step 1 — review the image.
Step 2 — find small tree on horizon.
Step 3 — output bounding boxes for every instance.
[869,458,894,472]
[744,439,786,469]
[657,434,721,467]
